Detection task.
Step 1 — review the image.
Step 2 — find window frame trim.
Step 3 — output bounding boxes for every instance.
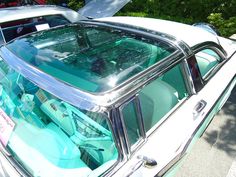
[0,26,6,45]
[191,44,227,84]
[118,96,146,157]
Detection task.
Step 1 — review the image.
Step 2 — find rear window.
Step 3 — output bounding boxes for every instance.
[6,23,177,93]
[1,14,70,42]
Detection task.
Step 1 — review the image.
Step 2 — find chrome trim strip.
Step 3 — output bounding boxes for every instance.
[191,41,227,58]
[82,20,177,43]
[0,26,6,44]
[0,42,186,110]
[182,58,196,94]
[118,98,135,157]
[0,151,31,177]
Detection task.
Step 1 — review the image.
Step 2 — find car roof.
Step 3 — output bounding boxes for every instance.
[99,17,219,48]
[0,5,84,23]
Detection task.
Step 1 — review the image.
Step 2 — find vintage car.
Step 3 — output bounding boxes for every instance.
[0,5,85,45]
[0,1,236,177]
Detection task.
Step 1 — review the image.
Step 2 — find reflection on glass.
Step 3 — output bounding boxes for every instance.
[7,23,176,93]
[0,60,118,177]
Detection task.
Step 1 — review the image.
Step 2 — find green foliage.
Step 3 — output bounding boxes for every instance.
[118,0,236,37]
[46,0,84,11]
[47,0,236,37]
[207,13,236,37]
[67,0,84,11]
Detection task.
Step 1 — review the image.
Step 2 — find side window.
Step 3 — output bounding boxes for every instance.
[139,64,189,132]
[121,99,143,148]
[195,49,222,79]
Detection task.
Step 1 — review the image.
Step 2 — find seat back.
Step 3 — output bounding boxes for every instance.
[140,79,178,131]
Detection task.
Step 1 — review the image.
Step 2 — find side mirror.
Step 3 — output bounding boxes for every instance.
[193,22,220,36]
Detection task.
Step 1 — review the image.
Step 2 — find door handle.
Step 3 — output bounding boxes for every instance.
[137,155,157,168]
[193,100,207,118]
[124,155,157,177]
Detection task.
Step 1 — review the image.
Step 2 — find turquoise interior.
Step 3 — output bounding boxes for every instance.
[195,49,220,78]
[122,64,189,134]
[0,60,118,177]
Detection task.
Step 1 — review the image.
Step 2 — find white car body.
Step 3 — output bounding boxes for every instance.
[96,17,236,177]
[0,2,236,177]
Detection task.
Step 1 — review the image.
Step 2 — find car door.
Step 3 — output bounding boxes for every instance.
[112,44,236,177]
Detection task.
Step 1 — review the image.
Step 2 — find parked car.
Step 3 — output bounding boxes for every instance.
[0,5,85,45]
[0,0,46,8]
[0,1,236,177]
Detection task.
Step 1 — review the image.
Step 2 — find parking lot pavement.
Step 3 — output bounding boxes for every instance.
[174,87,236,177]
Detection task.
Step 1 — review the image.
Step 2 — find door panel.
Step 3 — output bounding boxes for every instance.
[113,52,236,177]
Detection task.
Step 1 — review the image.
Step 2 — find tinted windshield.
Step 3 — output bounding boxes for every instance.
[0,58,118,177]
[6,23,177,93]
[1,14,70,42]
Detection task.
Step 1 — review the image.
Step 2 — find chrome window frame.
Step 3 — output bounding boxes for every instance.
[135,60,193,137]
[0,26,6,45]
[118,96,146,157]
[191,41,227,84]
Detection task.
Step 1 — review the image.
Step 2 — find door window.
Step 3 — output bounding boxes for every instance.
[120,64,189,148]
[121,98,143,148]
[195,49,222,79]
[139,64,189,132]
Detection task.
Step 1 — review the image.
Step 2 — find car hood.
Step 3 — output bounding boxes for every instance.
[78,0,131,19]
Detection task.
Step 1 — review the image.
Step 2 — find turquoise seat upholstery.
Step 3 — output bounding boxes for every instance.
[162,65,187,99]
[40,99,117,166]
[196,55,218,77]
[9,119,89,169]
[140,79,178,131]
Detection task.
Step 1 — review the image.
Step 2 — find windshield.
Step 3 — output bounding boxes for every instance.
[6,23,176,93]
[0,58,118,177]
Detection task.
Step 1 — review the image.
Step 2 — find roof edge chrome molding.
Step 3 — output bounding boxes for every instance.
[0,20,194,109]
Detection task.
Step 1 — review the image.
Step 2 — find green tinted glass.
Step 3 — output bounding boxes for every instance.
[121,99,142,147]
[6,23,176,93]
[0,59,118,177]
[195,49,221,78]
[139,64,189,132]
